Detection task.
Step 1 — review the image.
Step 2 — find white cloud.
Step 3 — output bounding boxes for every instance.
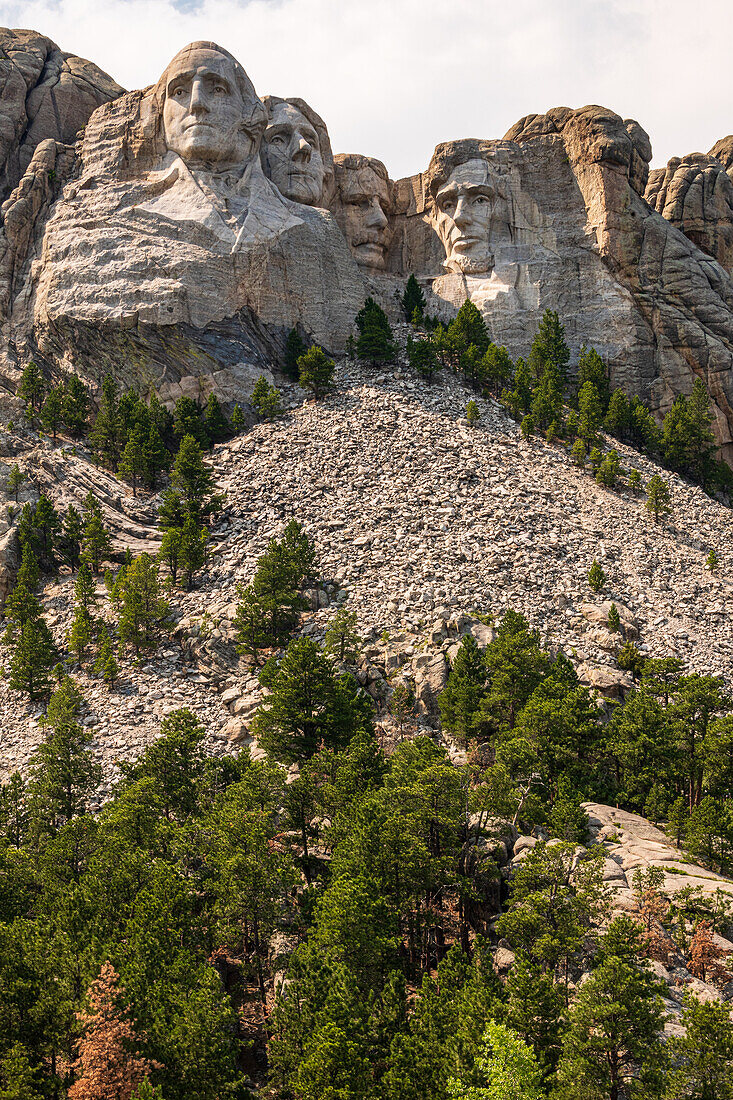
[2,0,731,178]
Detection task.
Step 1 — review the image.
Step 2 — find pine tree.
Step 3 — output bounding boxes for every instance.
[466,400,479,427]
[571,439,586,467]
[662,379,717,487]
[68,961,156,1100]
[556,921,667,1100]
[60,504,84,570]
[439,633,490,745]
[645,474,672,523]
[114,554,170,655]
[667,796,688,848]
[406,337,438,383]
[81,497,112,576]
[324,606,361,665]
[172,395,205,445]
[482,343,513,397]
[666,995,733,1100]
[577,345,610,411]
[607,603,621,633]
[588,560,606,593]
[356,305,397,366]
[158,526,181,586]
[61,374,90,436]
[460,344,485,390]
[402,274,426,322]
[504,357,533,419]
[179,516,208,590]
[18,361,45,416]
[39,387,63,441]
[596,449,621,489]
[231,403,245,432]
[388,682,415,737]
[530,361,563,430]
[158,435,224,529]
[93,625,119,687]
[504,954,563,1085]
[9,617,59,699]
[203,393,230,445]
[578,381,603,446]
[0,1043,42,1100]
[143,424,170,490]
[706,548,719,574]
[448,300,490,358]
[628,468,642,492]
[284,327,308,380]
[118,426,146,495]
[521,414,535,439]
[68,563,98,663]
[6,463,24,503]
[589,446,603,474]
[252,638,373,764]
[297,346,336,400]
[16,542,39,591]
[250,376,282,421]
[90,376,122,467]
[528,309,569,382]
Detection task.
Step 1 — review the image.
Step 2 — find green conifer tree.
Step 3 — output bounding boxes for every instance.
[406,337,438,383]
[706,547,720,573]
[118,426,147,495]
[588,560,606,593]
[81,496,112,575]
[466,400,479,427]
[528,309,569,382]
[645,474,672,523]
[203,393,230,445]
[231,403,246,432]
[577,345,610,411]
[6,463,24,503]
[284,327,308,379]
[18,361,45,417]
[39,387,63,441]
[250,376,282,421]
[60,504,84,571]
[179,516,208,590]
[578,381,603,446]
[158,434,224,529]
[114,553,170,655]
[402,274,426,321]
[571,439,586,467]
[90,375,123,467]
[608,603,621,633]
[60,374,90,436]
[297,346,336,400]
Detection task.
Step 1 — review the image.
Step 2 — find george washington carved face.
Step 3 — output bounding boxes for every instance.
[433,159,497,274]
[159,44,265,170]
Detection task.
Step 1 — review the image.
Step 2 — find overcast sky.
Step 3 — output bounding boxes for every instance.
[2,0,731,179]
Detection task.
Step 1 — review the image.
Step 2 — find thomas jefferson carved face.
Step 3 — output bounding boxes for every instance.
[262,102,326,205]
[434,160,496,274]
[162,47,258,168]
[334,156,393,270]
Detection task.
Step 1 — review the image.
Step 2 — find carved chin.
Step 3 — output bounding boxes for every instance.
[444,252,493,275]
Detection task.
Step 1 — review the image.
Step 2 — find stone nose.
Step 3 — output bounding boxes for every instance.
[292,136,312,163]
[189,78,209,114]
[453,196,472,228]
[365,198,388,230]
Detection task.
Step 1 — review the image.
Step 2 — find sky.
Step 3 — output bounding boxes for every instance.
[1,0,731,180]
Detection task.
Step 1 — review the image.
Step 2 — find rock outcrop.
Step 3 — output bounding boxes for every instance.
[2,35,733,455]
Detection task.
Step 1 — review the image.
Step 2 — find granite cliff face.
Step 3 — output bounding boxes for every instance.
[2,31,733,455]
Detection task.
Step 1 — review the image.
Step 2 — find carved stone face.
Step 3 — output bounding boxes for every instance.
[162,47,255,168]
[335,162,393,270]
[434,160,496,274]
[262,102,326,205]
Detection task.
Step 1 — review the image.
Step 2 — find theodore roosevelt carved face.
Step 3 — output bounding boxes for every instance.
[333,154,393,270]
[159,44,265,170]
[433,159,498,274]
[262,99,328,206]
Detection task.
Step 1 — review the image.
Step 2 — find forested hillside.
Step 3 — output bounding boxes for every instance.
[1,301,733,1099]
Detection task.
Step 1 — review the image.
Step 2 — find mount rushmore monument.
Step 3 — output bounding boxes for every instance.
[2,29,733,456]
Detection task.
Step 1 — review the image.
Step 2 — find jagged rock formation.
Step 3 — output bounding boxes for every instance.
[646,150,733,273]
[0,29,122,198]
[2,33,733,453]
